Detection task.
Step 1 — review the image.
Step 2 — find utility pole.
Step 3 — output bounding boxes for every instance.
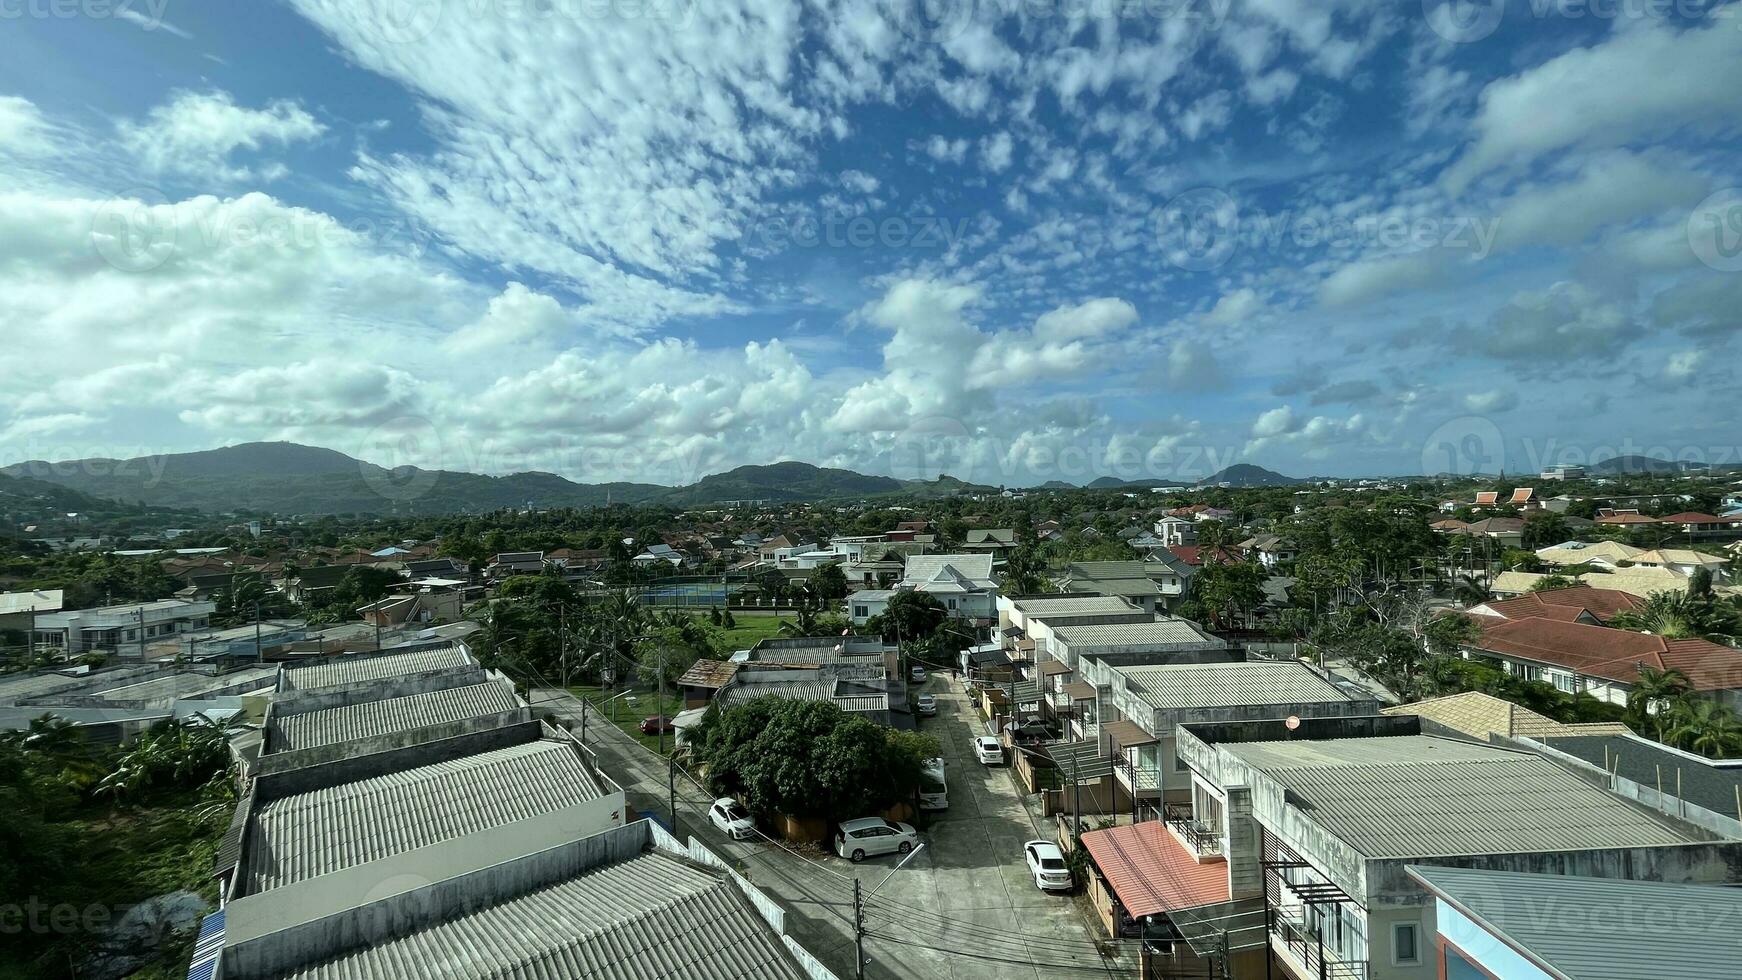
[667,753,677,830]
[137,606,146,662]
[253,599,262,663]
[852,878,866,980]
[560,602,568,689]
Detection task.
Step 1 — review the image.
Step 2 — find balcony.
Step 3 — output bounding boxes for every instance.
[1161,802,1222,859]
[1268,914,1369,980]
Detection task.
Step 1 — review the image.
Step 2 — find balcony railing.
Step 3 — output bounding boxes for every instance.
[1268,915,1369,980]
[1162,802,1223,857]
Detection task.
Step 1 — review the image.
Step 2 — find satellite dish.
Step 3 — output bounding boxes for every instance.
[1284,715,1301,731]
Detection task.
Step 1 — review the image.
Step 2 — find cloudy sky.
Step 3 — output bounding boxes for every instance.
[2,0,1739,487]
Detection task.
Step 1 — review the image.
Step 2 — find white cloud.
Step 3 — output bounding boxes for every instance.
[0,96,53,158]
[1463,389,1518,414]
[981,132,1014,173]
[1252,405,1297,438]
[1202,288,1264,328]
[1445,22,1742,190]
[1664,349,1705,381]
[924,135,970,163]
[118,90,323,182]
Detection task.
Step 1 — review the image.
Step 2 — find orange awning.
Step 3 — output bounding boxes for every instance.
[1081,821,1228,919]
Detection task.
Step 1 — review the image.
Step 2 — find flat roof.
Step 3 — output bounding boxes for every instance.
[1408,865,1742,980]
[1050,620,1223,649]
[1118,661,1352,711]
[1227,736,1695,859]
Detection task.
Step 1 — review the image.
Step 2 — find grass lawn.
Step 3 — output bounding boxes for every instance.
[567,684,688,754]
[708,615,793,652]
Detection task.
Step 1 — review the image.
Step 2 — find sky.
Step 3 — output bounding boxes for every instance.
[1,0,1739,488]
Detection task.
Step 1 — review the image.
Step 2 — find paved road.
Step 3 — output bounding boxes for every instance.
[531,680,1126,980]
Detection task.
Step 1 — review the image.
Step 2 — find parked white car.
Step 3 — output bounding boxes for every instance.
[708,798,755,840]
[916,693,937,716]
[974,735,1003,765]
[910,665,927,683]
[834,817,919,862]
[1024,840,1073,891]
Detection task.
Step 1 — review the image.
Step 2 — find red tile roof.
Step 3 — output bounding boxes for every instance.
[1474,618,1742,692]
[1476,586,1643,624]
[1166,545,1243,567]
[1080,821,1229,919]
[1597,514,1659,525]
[1475,491,1499,505]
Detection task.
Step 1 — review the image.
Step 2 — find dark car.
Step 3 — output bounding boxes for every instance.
[639,715,675,735]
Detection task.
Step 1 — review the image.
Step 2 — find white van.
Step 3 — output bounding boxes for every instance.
[834,817,919,862]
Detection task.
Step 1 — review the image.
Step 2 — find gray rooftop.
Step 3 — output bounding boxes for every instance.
[280,645,471,691]
[1010,596,1140,616]
[1118,661,1353,710]
[1050,620,1223,649]
[244,740,605,894]
[95,666,278,703]
[274,680,518,751]
[281,850,807,980]
[1408,865,1742,980]
[1532,733,1742,821]
[1228,737,1695,859]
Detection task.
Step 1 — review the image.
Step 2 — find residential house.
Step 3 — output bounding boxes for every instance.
[1460,615,1742,711]
[1095,660,1372,816]
[1238,534,1296,569]
[962,528,1017,556]
[1056,560,1173,613]
[1380,690,1630,743]
[847,588,896,625]
[1533,540,1644,569]
[1489,567,1710,600]
[1409,866,1742,980]
[1631,547,1732,581]
[896,554,1000,631]
[1463,585,1642,625]
[1037,620,1232,737]
[1595,512,1659,528]
[1658,512,1741,536]
[632,542,686,567]
[31,599,216,655]
[1152,516,1196,546]
[403,556,471,581]
[1454,517,1525,548]
[485,551,546,581]
[1132,719,1742,980]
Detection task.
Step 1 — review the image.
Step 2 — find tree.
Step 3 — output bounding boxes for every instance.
[1664,698,1742,759]
[1189,560,1266,629]
[810,563,850,603]
[692,698,931,824]
[1626,665,1691,738]
[1451,574,1491,607]
[1525,575,1577,594]
[865,591,948,644]
[1609,592,1701,640]
[1421,612,1478,658]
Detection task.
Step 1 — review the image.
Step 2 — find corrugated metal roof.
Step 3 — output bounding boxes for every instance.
[97,666,278,703]
[275,680,519,751]
[1011,595,1138,615]
[1051,620,1223,649]
[1231,737,1694,859]
[1066,578,1164,595]
[1118,661,1352,710]
[1408,865,1742,980]
[281,646,470,691]
[284,851,807,980]
[244,740,605,894]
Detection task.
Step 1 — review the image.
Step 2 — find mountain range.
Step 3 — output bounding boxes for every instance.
[0,443,998,516]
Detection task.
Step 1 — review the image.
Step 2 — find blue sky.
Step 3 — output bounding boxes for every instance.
[1,0,1739,487]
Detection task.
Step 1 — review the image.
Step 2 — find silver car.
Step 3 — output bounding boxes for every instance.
[834,817,918,862]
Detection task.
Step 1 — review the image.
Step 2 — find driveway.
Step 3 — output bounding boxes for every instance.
[532,681,1124,979]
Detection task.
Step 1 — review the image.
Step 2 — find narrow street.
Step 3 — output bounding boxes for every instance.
[531,678,1127,979]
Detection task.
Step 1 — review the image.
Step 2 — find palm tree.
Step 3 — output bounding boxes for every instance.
[1664,698,1742,758]
[1610,592,1699,640]
[1626,665,1692,738]
[1452,574,1491,607]
[780,588,821,636]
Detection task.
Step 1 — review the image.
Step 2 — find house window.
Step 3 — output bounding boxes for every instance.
[853,605,868,618]
[1391,921,1420,966]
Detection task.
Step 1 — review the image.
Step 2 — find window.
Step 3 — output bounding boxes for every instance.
[1391,921,1420,966]
[853,605,867,618]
